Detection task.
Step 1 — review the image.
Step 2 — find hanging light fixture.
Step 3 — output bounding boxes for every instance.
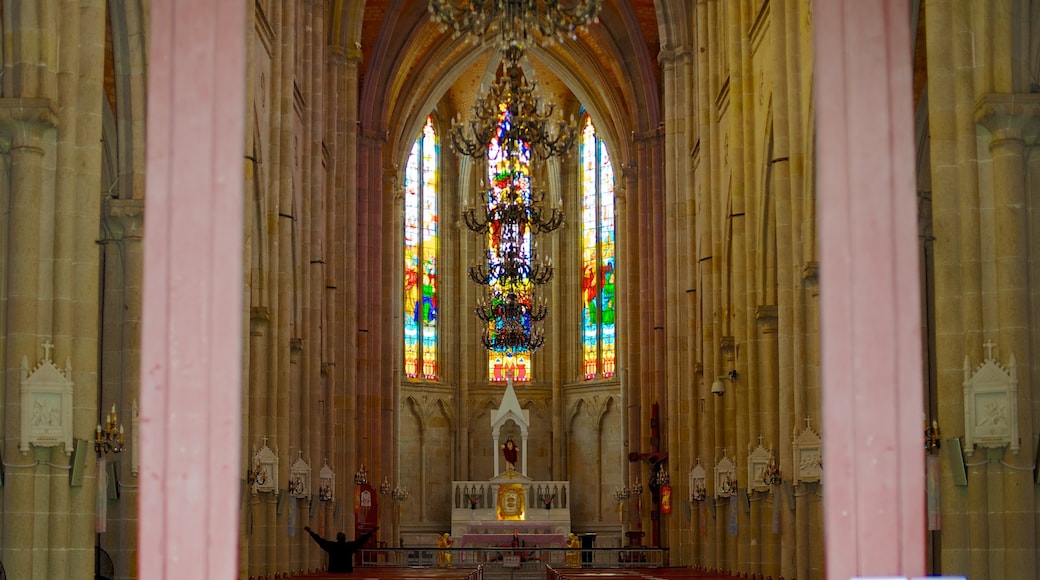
[429,0,601,51]
[450,46,577,160]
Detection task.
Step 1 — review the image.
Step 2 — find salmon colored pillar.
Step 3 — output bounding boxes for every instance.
[815,1,925,578]
[138,0,247,578]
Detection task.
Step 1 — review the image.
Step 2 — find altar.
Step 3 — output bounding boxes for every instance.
[449,377,572,548]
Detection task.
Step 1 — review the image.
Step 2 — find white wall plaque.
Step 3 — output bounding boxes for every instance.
[714,450,736,499]
[318,458,335,502]
[963,340,1019,456]
[689,458,707,501]
[747,437,774,492]
[288,450,311,499]
[793,418,822,485]
[20,341,74,455]
[251,437,278,494]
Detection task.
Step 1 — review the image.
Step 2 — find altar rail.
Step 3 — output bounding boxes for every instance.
[452,480,570,509]
[356,547,667,569]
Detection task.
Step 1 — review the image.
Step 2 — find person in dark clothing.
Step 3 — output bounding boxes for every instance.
[304,525,378,573]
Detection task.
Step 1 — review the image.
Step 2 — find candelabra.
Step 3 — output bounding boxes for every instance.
[613,485,630,503]
[450,46,577,161]
[630,478,643,498]
[95,404,125,454]
[463,184,564,235]
[539,491,556,510]
[719,475,737,496]
[654,465,670,486]
[429,0,602,52]
[392,485,410,502]
[354,464,368,486]
[761,459,782,487]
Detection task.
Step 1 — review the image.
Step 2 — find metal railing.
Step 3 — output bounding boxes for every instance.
[357,547,667,570]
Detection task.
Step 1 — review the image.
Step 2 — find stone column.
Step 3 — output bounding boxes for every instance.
[815,1,924,577]
[137,0,246,577]
[0,102,57,580]
[101,198,145,580]
[975,94,1040,580]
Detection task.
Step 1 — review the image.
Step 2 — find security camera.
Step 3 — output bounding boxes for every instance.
[711,377,726,396]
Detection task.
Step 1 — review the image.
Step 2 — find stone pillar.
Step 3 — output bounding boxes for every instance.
[137,0,246,577]
[101,198,145,580]
[0,102,57,580]
[975,94,1040,580]
[815,1,924,577]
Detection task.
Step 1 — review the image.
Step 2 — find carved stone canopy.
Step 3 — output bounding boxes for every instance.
[251,437,278,495]
[289,450,312,499]
[20,341,74,455]
[963,340,1019,456]
[793,418,822,485]
[714,450,736,499]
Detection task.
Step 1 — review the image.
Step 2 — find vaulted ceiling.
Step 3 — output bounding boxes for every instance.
[350,1,664,165]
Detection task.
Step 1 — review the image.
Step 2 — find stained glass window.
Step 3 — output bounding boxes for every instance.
[580,116,616,379]
[404,117,439,380]
[486,106,533,382]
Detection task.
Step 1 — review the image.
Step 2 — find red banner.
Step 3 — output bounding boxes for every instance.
[660,484,672,515]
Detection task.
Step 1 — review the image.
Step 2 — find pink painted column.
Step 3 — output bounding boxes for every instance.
[815,1,925,578]
[138,0,246,578]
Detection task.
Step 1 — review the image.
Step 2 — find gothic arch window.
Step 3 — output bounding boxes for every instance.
[404,116,439,380]
[580,115,616,380]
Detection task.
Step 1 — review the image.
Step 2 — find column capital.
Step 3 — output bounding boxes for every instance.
[755,305,778,334]
[104,199,145,240]
[0,98,58,151]
[657,45,693,67]
[974,93,1040,143]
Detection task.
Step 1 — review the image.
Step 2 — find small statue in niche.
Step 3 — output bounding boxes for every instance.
[502,436,519,471]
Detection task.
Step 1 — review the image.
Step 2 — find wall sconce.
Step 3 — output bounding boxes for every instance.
[354,464,368,486]
[924,419,941,454]
[392,485,409,503]
[613,485,630,503]
[655,464,670,486]
[761,458,782,487]
[95,404,125,454]
[710,371,737,396]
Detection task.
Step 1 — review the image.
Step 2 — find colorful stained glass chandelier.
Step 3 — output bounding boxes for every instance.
[429,0,601,51]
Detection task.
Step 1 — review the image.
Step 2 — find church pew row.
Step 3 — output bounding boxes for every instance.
[289,568,480,580]
[545,566,792,580]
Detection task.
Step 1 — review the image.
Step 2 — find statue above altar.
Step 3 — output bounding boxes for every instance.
[449,376,571,548]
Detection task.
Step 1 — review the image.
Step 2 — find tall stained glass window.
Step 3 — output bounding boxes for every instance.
[580,116,616,379]
[487,106,533,382]
[404,116,439,380]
